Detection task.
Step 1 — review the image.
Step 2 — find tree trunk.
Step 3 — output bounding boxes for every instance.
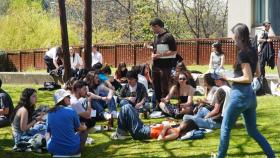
[58,0,71,82]
[84,0,92,69]
[128,0,132,42]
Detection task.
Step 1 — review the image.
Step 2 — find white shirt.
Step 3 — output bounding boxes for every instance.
[70,53,83,69]
[137,74,148,92]
[45,47,58,59]
[129,84,137,93]
[218,85,231,117]
[70,95,85,114]
[91,51,103,66]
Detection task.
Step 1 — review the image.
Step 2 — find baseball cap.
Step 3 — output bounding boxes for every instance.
[54,89,70,105]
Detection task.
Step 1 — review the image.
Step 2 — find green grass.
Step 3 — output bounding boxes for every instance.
[0,84,280,158]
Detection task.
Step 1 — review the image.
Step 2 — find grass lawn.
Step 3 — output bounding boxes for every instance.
[0,84,279,158]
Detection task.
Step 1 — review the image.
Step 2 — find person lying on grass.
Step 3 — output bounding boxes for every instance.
[111,103,196,141]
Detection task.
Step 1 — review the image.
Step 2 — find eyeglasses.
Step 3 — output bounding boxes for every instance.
[179,78,186,81]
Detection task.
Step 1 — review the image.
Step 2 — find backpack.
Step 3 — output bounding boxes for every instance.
[250,35,258,52]
[38,82,61,91]
[256,77,271,96]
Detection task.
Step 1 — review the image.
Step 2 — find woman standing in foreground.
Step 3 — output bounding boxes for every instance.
[216,23,275,158]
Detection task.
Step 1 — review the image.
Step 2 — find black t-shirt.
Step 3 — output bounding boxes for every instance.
[153,31,177,68]
[0,89,14,119]
[234,48,257,80]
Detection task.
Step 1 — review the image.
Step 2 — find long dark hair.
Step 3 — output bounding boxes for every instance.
[204,73,216,87]
[176,70,196,88]
[85,71,99,91]
[231,23,253,70]
[115,62,127,79]
[212,41,224,55]
[231,23,251,52]
[11,88,36,123]
[179,120,199,137]
[49,99,68,113]
[174,71,195,104]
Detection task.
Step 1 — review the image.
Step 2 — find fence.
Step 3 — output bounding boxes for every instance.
[1,37,280,72]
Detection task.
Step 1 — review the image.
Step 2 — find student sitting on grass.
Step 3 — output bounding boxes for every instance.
[111,103,194,141]
[0,78,14,128]
[115,62,128,84]
[159,71,195,118]
[85,71,117,119]
[119,70,148,112]
[11,88,45,147]
[70,80,96,148]
[193,73,218,114]
[46,89,87,156]
[183,74,231,129]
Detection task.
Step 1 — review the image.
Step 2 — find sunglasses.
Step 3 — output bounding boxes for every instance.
[179,78,186,81]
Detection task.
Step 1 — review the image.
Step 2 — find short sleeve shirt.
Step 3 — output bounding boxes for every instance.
[70,95,86,114]
[0,89,14,118]
[45,47,58,59]
[153,32,177,68]
[46,106,80,155]
[234,49,257,79]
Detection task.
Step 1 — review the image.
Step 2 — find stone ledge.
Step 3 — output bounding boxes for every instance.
[0,72,60,85]
[0,72,279,86]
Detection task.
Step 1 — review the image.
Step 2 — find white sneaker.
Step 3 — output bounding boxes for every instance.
[111,111,119,118]
[210,152,217,158]
[86,137,95,145]
[110,132,130,140]
[103,112,112,120]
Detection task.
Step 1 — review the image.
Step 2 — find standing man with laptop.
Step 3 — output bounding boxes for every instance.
[149,18,177,108]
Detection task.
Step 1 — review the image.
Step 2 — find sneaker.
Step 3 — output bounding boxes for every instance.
[103,112,112,120]
[110,132,130,140]
[111,111,119,119]
[86,137,95,145]
[210,152,217,158]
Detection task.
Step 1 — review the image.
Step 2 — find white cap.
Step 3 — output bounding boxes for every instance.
[54,89,70,105]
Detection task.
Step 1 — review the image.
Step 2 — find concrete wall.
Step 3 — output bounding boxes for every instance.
[270,0,280,36]
[0,72,63,85]
[228,0,280,36]
[228,0,253,36]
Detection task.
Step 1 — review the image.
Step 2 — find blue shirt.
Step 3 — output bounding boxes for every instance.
[98,73,108,82]
[46,106,81,155]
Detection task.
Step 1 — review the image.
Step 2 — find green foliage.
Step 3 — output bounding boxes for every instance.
[0,0,10,16]
[93,28,124,44]
[0,0,79,50]
[132,0,154,41]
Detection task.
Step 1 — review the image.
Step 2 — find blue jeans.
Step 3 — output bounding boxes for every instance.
[119,99,151,113]
[217,84,275,158]
[183,107,221,129]
[91,93,117,120]
[117,104,151,140]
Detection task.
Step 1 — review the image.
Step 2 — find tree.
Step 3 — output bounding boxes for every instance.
[176,0,228,38]
[58,0,71,82]
[84,0,92,69]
